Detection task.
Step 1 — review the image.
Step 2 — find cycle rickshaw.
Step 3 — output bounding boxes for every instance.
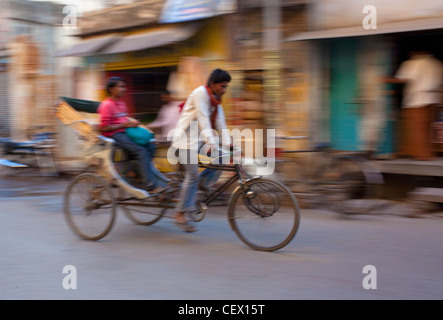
[55,97,300,252]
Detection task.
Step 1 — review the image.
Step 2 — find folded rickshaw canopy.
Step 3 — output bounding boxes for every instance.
[60,96,101,114]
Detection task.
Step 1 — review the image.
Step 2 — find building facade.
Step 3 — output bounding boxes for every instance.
[0,0,64,140]
[287,0,443,158]
[57,0,310,156]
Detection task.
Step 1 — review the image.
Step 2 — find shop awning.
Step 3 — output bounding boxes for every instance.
[55,34,123,57]
[100,24,200,55]
[286,17,443,41]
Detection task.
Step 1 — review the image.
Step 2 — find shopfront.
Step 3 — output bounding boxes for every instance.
[286,18,443,158]
[70,17,231,124]
[327,36,394,156]
[389,31,443,155]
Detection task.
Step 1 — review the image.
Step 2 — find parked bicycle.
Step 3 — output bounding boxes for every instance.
[274,136,384,214]
[0,126,58,176]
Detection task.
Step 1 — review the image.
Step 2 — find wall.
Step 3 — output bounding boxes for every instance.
[305,1,443,153]
[281,7,310,150]
[1,0,64,139]
[310,0,443,30]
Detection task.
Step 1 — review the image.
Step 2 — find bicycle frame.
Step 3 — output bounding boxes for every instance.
[197,163,253,207]
[113,161,254,209]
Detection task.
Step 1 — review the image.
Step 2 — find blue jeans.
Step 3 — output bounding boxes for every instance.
[111,132,169,190]
[175,148,222,213]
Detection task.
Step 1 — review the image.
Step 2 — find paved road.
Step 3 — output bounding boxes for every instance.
[0,173,442,300]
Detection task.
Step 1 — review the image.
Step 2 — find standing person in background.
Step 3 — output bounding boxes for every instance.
[357,44,388,159]
[146,90,181,140]
[169,69,232,233]
[98,77,169,193]
[385,48,443,160]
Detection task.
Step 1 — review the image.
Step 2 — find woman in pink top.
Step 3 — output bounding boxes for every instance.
[98,77,169,193]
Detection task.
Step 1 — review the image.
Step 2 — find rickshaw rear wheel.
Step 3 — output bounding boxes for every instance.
[121,205,168,225]
[64,173,117,241]
[117,188,168,225]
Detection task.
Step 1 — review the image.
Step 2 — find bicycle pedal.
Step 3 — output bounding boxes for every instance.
[197,202,208,212]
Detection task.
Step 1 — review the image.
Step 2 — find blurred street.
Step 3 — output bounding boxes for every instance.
[1,171,442,300]
[2,0,443,303]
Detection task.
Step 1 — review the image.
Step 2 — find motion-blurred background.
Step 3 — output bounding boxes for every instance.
[1,0,443,165]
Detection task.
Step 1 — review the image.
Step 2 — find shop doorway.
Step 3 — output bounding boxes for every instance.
[328,36,396,156]
[107,66,175,123]
[329,37,360,151]
[390,31,443,155]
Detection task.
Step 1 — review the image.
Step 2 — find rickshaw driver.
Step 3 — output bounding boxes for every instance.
[170,68,233,233]
[98,77,169,194]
